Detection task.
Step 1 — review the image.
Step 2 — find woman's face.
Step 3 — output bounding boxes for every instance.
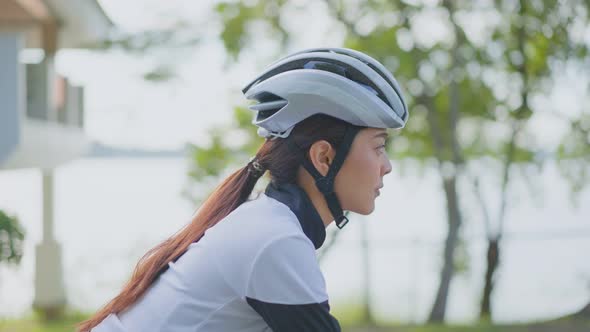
[335,127,392,215]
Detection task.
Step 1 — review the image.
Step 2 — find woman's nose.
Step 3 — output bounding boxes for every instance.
[382,157,392,176]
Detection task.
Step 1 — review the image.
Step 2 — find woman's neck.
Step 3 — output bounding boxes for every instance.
[296,173,334,228]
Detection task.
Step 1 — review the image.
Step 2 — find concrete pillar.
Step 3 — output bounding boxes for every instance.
[33,169,66,319]
[0,32,24,165]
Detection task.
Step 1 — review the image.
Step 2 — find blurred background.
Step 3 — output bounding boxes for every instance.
[1,0,589,331]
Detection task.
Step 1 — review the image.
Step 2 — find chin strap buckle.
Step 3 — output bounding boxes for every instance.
[335,214,349,229]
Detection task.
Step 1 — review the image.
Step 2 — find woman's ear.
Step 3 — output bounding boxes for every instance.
[307,140,335,176]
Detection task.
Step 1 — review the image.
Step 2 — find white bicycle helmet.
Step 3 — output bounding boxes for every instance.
[242,48,409,228]
[242,47,408,138]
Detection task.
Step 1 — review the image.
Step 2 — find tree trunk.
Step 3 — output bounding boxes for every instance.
[428,175,462,322]
[360,220,374,324]
[480,238,500,320]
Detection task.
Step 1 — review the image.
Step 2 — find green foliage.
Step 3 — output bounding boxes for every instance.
[558,115,590,160]
[557,114,590,198]
[186,107,263,185]
[215,1,289,60]
[0,209,25,265]
[143,66,176,82]
[453,237,471,275]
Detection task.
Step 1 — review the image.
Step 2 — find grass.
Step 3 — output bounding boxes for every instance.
[1,311,589,332]
[332,301,590,332]
[0,312,87,332]
[345,319,590,332]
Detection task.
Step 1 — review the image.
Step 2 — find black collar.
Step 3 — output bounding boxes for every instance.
[265,182,326,249]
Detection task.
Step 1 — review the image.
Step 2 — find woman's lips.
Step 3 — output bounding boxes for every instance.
[376,185,383,196]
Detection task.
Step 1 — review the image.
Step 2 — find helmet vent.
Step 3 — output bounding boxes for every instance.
[249,92,288,121]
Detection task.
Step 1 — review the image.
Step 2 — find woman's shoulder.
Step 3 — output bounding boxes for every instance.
[180,194,315,296]
[218,193,305,236]
[195,194,310,262]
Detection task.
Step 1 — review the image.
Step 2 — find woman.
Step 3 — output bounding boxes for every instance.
[79,47,408,332]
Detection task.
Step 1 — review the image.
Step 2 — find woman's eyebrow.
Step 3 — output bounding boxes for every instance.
[373,132,389,139]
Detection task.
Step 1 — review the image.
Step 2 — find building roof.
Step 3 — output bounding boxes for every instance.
[0,0,113,53]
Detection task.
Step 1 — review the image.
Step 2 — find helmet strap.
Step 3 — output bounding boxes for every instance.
[289,125,361,229]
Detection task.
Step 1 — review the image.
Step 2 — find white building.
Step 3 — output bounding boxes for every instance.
[0,0,112,315]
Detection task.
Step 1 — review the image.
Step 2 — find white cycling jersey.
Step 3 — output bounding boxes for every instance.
[91,182,341,332]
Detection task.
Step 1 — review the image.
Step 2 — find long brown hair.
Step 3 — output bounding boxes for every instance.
[77,115,354,331]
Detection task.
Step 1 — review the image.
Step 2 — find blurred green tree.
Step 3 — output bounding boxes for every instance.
[0,210,25,266]
[469,0,589,321]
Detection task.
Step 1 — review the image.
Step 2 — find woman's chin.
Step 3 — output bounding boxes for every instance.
[349,204,375,216]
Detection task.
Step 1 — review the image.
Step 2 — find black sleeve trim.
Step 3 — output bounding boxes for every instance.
[246,297,341,332]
